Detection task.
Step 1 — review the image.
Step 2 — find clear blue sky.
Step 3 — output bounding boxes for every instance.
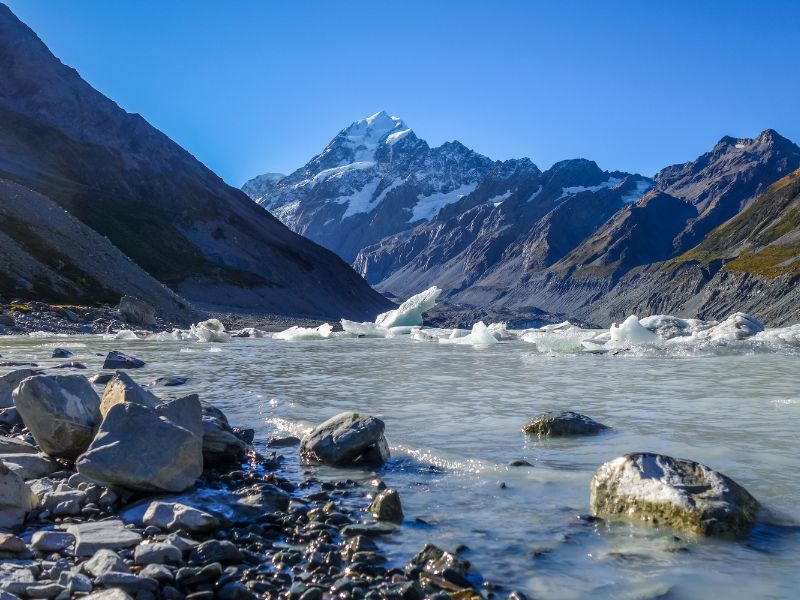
[6,0,800,186]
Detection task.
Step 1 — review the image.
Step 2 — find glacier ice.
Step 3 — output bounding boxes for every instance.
[375,286,442,328]
[189,319,231,343]
[273,323,334,341]
[341,319,390,338]
[608,315,659,347]
[439,322,499,347]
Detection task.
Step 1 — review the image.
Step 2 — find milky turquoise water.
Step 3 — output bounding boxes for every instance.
[2,334,799,599]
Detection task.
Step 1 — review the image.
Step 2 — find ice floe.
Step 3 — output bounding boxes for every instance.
[439,322,498,347]
[273,324,334,341]
[189,319,231,343]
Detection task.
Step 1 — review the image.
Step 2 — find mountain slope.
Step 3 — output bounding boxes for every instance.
[0,178,191,321]
[0,3,390,320]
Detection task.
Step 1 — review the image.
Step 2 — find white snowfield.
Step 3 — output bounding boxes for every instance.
[99,288,799,354]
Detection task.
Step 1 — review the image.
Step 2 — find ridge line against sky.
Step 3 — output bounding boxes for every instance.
[5,0,799,186]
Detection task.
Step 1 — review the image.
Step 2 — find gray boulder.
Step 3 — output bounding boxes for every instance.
[67,520,142,557]
[0,369,41,408]
[0,437,38,454]
[81,548,130,577]
[99,371,160,417]
[76,399,203,493]
[102,351,145,370]
[12,375,100,459]
[0,463,37,528]
[142,501,219,532]
[522,411,609,436]
[119,296,156,327]
[134,542,182,566]
[590,452,760,537]
[83,589,134,600]
[369,488,404,523]
[300,411,390,466]
[201,403,247,464]
[0,453,58,480]
[405,543,472,591]
[31,531,75,553]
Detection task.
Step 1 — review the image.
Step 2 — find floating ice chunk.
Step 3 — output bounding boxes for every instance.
[439,322,498,347]
[693,313,764,342]
[375,286,442,328]
[273,323,333,341]
[189,319,231,343]
[341,320,389,338]
[409,327,438,342]
[231,328,267,338]
[755,323,800,346]
[487,322,514,341]
[109,329,139,341]
[522,324,599,353]
[608,315,659,347]
[639,315,713,339]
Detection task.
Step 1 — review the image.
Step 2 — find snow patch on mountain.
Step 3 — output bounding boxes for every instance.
[621,179,655,203]
[338,179,382,219]
[307,161,375,188]
[341,111,410,161]
[488,190,512,206]
[411,183,478,222]
[556,177,622,201]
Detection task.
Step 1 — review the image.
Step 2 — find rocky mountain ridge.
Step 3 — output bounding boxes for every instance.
[246,115,800,326]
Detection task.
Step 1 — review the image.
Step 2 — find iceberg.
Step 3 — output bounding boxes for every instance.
[189,319,231,343]
[608,315,659,347]
[694,313,764,342]
[340,320,390,338]
[375,286,442,328]
[439,321,499,347]
[273,323,333,341]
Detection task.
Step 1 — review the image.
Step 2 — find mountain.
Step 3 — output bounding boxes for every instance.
[0,3,390,320]
[0,178,189,321]
[243,111,515,263]
[246,113,800,326]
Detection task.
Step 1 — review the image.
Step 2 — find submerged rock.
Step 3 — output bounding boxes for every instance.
[102,350,145,370]
[77,398,203,493]
[590,452,759,537]
[369,488,404,523]
[51,347,73,359]
[301,411,390,466]
[522,411,609,437]
[12,374,101,459]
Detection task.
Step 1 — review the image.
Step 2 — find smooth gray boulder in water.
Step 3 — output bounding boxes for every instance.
[102,351,145,370]
[12,375,101,459]
[76,399,203,493]
[0,463,37,528]
[590,452,759,537]
[523,411,609,436]
[301,411,390,466]
[119,295,156,327]
[369,488,404,523]
[0,368,41,408]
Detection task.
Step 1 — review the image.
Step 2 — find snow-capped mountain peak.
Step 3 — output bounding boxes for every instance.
[338,111,412,161]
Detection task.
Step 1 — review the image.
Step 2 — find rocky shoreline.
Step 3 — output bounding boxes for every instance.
[0,356,497,600]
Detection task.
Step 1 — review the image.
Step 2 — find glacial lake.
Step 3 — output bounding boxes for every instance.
[1,330,799,599]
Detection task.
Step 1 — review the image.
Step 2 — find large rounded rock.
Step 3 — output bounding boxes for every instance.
[201,403,246,465]
[76,398,203,493]
[0,462,37,528]
[12,375,101,459]
[590,452,759,537]
[523,411,608,437]
[300,411,390,466]
[99,371,160,417]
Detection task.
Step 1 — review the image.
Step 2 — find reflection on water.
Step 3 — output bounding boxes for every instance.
[1,334,799,599]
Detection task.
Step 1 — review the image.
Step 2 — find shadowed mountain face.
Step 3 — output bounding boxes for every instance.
[0,4,391,320]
